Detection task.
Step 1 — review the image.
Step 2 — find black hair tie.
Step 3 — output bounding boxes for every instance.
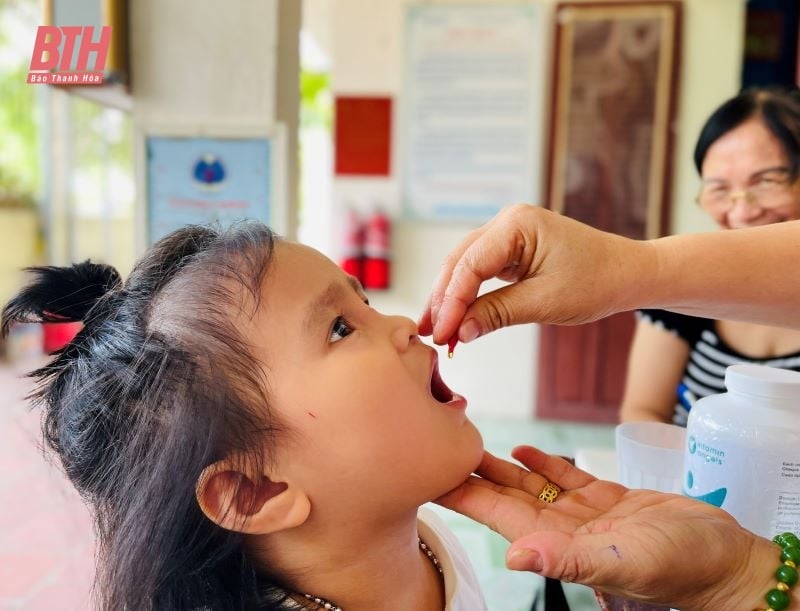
[1,260,122,337]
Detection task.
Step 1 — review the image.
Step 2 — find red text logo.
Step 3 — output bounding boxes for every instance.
[27,26,112,85]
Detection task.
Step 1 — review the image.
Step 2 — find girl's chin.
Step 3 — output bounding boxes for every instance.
[424,447,485,504]
[455,431,486,482]
[469,433,485,466]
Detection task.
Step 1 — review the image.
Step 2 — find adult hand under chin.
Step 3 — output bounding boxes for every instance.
[433,446,773,611]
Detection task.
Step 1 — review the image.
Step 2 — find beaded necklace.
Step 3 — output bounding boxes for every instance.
[300,538,444,611]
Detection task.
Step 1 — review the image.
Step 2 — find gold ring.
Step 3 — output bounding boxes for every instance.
[538,481,561,503]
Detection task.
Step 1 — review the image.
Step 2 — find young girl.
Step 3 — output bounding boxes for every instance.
[1,222,486,610]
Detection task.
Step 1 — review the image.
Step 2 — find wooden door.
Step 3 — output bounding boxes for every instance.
[537,313,637,423]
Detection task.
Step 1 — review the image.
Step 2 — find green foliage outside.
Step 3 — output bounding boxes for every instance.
[69,95,134,210]
[301,69,332,129]
[298,69,331,214]
[0,0,40,209]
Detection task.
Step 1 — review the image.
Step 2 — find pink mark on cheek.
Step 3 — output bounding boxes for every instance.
[307,411,317,419]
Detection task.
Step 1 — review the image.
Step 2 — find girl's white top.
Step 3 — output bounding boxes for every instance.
[282,506,487,610]
[418,506,487,610]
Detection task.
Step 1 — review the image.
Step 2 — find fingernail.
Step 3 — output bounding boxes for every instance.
[460,319,481,343]
[507,548,543,572]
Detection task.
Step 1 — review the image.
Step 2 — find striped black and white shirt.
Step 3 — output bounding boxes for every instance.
[637,309,800,426]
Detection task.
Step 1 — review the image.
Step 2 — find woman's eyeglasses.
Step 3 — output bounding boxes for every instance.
[697,168,797,214]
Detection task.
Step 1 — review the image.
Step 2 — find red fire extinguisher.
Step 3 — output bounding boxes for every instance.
[339,208,364,282]
[363,208,391,290]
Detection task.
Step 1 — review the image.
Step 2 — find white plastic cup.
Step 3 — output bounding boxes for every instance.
[615,422,686,493]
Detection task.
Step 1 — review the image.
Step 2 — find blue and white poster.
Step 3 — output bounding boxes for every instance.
[403,5,540,221]
[147,136,272,243]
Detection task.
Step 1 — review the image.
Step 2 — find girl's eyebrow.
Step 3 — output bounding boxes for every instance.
[303,277,363,332]
[348,274,366,296]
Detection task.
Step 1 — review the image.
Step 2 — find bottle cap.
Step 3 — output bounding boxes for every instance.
[725,363,800,400]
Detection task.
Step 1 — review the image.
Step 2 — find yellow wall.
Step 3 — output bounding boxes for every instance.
[71,218,138,278]
[0,209,41,307]
[671,0,746,234]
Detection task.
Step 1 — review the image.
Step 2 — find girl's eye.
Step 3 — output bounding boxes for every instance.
[329,316,354,343]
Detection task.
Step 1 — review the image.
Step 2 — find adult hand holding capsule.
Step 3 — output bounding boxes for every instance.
[420,203,800,344]
[418,204,653,346]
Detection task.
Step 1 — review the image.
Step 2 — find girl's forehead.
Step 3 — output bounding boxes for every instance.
[275,240,336,268]
[270,241,342,291]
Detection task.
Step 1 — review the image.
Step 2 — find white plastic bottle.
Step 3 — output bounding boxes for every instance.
[683,363,800,538]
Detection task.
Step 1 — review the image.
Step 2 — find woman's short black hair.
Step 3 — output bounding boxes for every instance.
[694,86,800,178]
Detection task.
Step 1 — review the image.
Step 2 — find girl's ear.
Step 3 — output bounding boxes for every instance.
[195,462,311,535]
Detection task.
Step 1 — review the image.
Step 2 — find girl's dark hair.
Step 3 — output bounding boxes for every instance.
[2,222,304,610]
[694,86,800,178]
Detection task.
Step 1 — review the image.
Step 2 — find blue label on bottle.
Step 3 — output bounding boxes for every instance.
[683,470,727,507]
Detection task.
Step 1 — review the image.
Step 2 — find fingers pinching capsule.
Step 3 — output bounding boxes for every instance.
[448,335,458,358]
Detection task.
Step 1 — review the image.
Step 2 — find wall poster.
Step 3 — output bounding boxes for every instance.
[143,126,286,245]
[403,5,540,221]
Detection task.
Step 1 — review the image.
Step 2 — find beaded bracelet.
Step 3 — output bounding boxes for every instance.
[756,532,800,611]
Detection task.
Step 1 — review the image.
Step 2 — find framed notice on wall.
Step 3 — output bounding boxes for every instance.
[141,125,286,246]
[546,1,681,240]
[402,5,541,222]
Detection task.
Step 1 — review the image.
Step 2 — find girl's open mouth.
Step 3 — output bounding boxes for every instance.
[429,356,467,409]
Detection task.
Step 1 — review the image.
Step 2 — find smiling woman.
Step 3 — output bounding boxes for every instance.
[1,221,487,611]
[620,86,800,427]
[695,108,800,229]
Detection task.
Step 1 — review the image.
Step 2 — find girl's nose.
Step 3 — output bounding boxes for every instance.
[388,315,420,352]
